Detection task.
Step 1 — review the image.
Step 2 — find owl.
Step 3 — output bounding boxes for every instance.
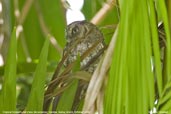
[63,20,106,73]
[43,20,106,111]
[61,20,106,110]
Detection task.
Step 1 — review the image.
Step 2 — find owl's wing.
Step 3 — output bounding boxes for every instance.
[63,42,69,57]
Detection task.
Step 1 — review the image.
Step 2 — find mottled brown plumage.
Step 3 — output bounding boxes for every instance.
[63,20,106,73]
[63,21,106,110]
[43,20,106,112]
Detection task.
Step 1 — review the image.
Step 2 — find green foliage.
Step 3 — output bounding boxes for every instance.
[57,55,81,111]
[57,80,79,112]
[26,38,49,111]
[157,79,171,113]
[17,0,65,62]
[82,0,102,20]
[0,28,17,112]
[158,0,171,83]
[104,0,171,114]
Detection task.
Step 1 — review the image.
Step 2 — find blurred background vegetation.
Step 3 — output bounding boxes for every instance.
[0,0,170,114]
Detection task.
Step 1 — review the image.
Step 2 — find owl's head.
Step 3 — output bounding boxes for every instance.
[65,20,96,43]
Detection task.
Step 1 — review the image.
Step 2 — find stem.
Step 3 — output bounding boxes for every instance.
[0,0,12,62]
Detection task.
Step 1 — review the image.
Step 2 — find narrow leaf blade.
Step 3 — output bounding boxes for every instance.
[1,28,17,112]
[26,38,49,111]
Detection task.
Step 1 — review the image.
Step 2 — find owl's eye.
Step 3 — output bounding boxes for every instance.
[71,26,79,35]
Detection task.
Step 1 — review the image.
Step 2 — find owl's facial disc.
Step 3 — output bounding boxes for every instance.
[65,21,89,43]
